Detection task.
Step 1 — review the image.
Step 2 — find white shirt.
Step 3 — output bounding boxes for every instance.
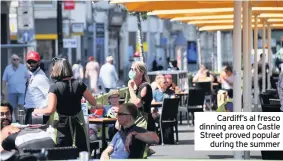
[99,63,118,88]
[222,75,234,90]
[24,68,50,109]
[72,64,83,80]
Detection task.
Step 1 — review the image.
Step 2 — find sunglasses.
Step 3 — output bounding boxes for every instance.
[13,58,19,61]
[26,60,38,64]
[117,112,131,116]
[52,57,64,65]
[130,68,134,71]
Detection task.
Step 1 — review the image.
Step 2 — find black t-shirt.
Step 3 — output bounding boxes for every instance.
[135,82,153,113]
[49,79,87,116]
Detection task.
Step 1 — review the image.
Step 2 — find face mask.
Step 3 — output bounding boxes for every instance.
[128,70,137,80]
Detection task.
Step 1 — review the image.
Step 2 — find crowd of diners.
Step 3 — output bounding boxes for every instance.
[0,51,235,160]
[0,54,160,160]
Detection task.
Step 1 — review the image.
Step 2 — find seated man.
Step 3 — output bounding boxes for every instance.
[1,101,13,129]
[152,76,175,104]
[1,125,55,153]
[100,103,159,159]
[218,66,234,98]
[150,74,164,90]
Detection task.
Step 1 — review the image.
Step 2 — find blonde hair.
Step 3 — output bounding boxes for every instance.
[51,58,73,80]
[132,61,150,82]
[156,75,165,85]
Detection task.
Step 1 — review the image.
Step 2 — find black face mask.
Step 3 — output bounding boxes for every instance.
[1,118,11,129]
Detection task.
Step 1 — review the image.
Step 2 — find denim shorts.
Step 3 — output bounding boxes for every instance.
[8,93,25,108]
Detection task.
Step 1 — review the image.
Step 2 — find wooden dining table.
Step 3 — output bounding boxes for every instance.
[151,102,162,107]
[88,117,117,151]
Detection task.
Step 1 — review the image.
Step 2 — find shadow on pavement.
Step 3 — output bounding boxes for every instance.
[178,130,194,133]
[208,155,262,159]
[178,140,194,145]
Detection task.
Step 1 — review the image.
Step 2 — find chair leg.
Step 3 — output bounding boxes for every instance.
[160,122,164,145]
[192,112,195,125]
[175,122,179,144]
[179,111,183,125]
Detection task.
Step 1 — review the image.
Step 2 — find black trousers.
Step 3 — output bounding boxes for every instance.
[25,108,49,124]
[105,88,111,93]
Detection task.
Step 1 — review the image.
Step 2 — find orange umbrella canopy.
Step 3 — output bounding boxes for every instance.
[111,0,283,12]
[110,0,283,31]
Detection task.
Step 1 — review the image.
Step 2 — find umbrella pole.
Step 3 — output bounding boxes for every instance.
[233,1,243,159]
[254,15,259,112]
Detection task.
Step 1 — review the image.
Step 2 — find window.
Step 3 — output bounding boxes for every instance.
[34,0,56,8]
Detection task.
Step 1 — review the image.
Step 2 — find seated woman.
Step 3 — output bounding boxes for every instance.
[164,74,180,92]
[193,65,214,83]
[151,76,175,120]
[89,90,120,141]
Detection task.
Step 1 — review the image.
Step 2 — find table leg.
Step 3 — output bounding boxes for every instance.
[102,123,106,151]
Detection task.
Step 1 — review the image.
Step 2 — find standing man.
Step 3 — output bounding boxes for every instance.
[85,56,100,93]
[72,60,84,81]
[99,56,119,93]
[2,54,29,121]
[24,51,50,124]
[258,53,269,92]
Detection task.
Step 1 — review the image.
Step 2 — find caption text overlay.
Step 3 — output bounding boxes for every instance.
[195,112,283,151]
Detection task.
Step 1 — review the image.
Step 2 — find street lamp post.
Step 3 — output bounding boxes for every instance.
[108,6,127,75]
[57,0,63,56]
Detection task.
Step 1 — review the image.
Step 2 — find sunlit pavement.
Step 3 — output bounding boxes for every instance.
[149,121,262,159]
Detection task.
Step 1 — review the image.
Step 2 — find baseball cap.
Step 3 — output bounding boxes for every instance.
[108,90,120,98]
[26,51,40,61]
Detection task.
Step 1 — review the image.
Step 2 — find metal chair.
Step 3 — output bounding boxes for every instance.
[159,98,180,145]
[187,88,205,125]
[128,136,146,159]
[194,82,212,110]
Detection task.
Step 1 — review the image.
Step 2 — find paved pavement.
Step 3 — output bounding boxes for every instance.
[148,121,262,159]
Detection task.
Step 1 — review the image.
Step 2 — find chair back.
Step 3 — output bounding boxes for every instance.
[259,93,273,105]
[261,104,281,112]
[271,76,278,89]
[187,88,205,107]
[194,82,211,95]
[160,98,180,122]
[128,137,146,159]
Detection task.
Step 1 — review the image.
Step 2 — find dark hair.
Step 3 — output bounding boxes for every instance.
[76,60,81,64]
[1,100,13,116]
[121,103,138,119]
[225,66,233,73]
[260,53,263,58]
[51,58,73,80]
[206,71,210,77]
